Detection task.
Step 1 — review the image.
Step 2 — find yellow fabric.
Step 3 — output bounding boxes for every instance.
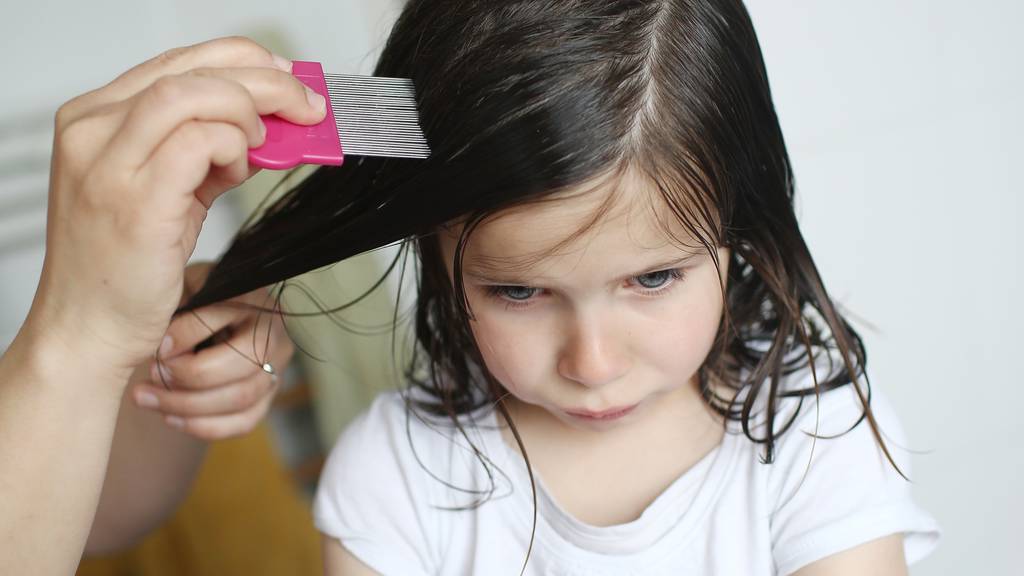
[77,422,322,576]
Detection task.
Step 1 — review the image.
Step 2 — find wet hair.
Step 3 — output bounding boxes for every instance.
[180,0,903,566]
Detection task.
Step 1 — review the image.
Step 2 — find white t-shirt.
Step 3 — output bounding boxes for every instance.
[314,370,940,575]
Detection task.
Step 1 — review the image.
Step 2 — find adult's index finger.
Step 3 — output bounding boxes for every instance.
[77,36,288,114]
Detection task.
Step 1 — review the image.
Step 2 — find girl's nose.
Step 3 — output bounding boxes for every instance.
[556,316,631,389]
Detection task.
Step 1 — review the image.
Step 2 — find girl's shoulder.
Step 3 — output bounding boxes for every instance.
[317,388,481,479]
[314,387,504,511]
[728,347,899,444]
[737,359,942,574]
[326,387,497,457]
[313,391,420,510]
[313,389,483,574]
[734,350,912,489]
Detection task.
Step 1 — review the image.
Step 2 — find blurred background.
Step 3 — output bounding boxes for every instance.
[0,1,1019,575]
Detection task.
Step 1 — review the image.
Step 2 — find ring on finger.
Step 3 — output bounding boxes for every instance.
[261,362,278,385]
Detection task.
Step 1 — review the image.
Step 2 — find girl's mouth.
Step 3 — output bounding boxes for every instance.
[565,404,638,421]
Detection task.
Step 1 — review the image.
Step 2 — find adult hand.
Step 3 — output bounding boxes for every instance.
[128,262,296,440]
[27,36,325,382]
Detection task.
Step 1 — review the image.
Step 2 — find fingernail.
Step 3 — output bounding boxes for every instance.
[305,85,326,111]
[151,362,173,384]
[165,415,185,430]
[159,335,174,357]
[259,119,267,141]
[271,53,292,72]
[136,390,159,408]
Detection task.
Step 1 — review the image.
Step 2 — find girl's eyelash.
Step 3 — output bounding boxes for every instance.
[482,268,686,310]
[632,268,685,296]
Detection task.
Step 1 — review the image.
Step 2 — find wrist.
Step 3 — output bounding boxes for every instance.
[9,316,136,400]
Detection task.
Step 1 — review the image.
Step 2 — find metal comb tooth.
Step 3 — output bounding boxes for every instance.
[325,74,430,160]
[247,62,430,169]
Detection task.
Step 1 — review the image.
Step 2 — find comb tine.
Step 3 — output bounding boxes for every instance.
[247,63,430,169]
[324,73,430,159]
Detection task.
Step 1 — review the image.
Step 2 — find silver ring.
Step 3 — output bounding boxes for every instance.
[261,362,279,384]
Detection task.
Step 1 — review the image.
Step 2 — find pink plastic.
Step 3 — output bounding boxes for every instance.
[247,60,343,170]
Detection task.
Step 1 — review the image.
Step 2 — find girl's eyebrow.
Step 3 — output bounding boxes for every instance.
[465,253,700,285]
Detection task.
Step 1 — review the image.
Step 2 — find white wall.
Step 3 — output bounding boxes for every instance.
[746,2,1022,574]
[0,0,405,349]
[0,0,404,113]
[1,1,1019,575]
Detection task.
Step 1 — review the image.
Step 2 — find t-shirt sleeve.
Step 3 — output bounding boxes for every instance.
[767,383,941,575]
[313,394,437,576]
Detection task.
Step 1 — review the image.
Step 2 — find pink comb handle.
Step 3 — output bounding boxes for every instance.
[247,60,343,170]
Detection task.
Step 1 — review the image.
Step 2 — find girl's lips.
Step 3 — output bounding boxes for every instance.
[566,404,638,421]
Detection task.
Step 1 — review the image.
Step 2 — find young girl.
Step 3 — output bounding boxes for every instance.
[177,1,942,574]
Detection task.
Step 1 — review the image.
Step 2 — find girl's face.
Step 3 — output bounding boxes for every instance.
[439,171,729,432]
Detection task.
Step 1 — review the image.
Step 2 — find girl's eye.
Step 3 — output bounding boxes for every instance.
[483,285,541,310]
[492,285,538,301]
[483,268,685,310]
[632,268,684,292]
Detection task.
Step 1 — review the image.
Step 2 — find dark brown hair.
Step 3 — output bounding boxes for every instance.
[180,0,903,567]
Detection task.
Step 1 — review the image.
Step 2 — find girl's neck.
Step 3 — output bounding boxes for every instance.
[496,377,728,527]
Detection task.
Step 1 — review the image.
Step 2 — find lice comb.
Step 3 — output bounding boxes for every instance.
[247,61,430,169]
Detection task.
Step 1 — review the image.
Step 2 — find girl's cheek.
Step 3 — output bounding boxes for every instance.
[468,315,507,373]
[469,313,536,397]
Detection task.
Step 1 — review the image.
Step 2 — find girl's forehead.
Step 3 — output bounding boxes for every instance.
[442,168,705,265]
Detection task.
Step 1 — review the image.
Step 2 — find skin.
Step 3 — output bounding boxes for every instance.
[445,168,730,526]
[324,167,909,574]
[86,261,297,554]
[0,36,324,574]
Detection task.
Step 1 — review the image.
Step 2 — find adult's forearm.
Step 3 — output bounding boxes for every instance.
[84,381,208,555]
[0,327,130,575]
